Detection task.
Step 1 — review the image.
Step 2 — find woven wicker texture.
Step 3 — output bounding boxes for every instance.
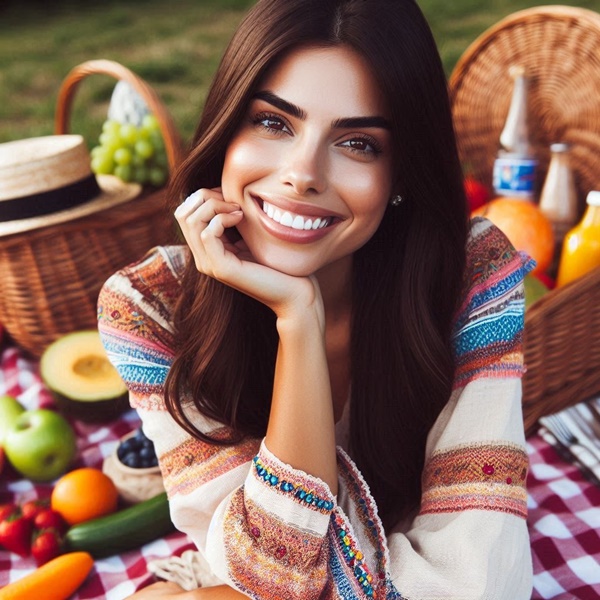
[522,265,600,434]
[448,7,600,432]
[449,5,600,216]
[0,60,184,357]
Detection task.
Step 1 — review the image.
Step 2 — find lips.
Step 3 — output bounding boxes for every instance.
[262,201,331,231]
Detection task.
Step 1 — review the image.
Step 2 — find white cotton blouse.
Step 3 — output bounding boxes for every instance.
[98,217,534,599]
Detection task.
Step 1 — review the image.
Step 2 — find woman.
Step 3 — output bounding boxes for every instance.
[98,0,534,598]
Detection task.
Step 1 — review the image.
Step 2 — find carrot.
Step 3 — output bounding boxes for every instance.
[0,551,94,600]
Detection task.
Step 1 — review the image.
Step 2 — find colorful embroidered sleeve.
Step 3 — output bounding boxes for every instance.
[379,217,535,599]
[97,246,336,599]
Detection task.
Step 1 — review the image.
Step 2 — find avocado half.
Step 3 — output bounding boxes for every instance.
[40,330,129,422]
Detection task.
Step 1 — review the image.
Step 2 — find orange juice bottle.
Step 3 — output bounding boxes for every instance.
[556,191,600,287]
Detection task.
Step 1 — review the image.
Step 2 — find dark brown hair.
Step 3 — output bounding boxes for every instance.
[165,0,469,530]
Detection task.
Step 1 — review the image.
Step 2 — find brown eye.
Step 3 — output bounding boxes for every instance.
[347,139,369,151]
[339,135,382,156]
[252,112,291,135]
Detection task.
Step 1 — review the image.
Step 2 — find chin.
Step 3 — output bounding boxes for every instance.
[250,246,320,278]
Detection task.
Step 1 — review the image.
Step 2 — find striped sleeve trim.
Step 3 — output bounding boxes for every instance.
[420,442,528,519]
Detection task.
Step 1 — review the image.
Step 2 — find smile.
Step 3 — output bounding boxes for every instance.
[262,201,332,230]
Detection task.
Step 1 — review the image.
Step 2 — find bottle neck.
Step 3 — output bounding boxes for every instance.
[582,204,600,228]
[500,74,531,155]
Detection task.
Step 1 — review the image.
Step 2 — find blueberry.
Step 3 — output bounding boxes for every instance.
[139,447,155,460]
[122,452,141,468]
[136,427,148,439]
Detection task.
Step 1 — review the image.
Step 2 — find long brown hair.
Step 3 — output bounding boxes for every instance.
[164,0,469,530]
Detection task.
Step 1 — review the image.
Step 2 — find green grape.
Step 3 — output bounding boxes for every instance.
[114,164,133,182]
[153,149,168,169]
[135,139,154,160]
[133,165,150,184]
[102,119,121,137]
[90,145,104,158]
[131,153,146,168]
[119,123,139,146]
[149,166,167,187]
[149,129,165,151]
[142,114,160,132]
[91,152,115,175]
[114,147,133,166]
[98,132,121,154]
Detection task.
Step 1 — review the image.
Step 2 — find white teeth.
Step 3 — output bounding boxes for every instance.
[280,211,293,227]
[262,201,330,231]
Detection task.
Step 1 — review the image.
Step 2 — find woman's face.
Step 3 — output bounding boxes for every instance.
[221,45,394,279]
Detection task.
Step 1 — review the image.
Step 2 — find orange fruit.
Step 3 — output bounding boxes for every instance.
[472,197,555,275]
[51,467,119,525]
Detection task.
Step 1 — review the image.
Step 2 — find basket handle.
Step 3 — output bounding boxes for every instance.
[54,59,185,172]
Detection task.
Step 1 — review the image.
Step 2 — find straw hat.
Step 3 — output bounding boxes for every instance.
[0,135,141,236]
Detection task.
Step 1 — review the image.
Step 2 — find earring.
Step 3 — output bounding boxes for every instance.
[390,194,403,207]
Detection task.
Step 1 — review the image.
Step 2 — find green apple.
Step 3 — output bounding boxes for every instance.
[0,394,25,446]
[4,409,77,482]
[524,273,549,310]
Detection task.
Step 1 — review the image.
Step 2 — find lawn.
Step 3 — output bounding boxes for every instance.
[2,0,600,147]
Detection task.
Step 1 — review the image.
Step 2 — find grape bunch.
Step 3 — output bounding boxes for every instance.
[91,114,168,187]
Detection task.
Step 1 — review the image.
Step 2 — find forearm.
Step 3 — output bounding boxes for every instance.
[265,309,338,494]
[192,585,249,599]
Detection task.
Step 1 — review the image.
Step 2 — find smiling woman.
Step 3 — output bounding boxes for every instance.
[96,1,534,599]
[222,45,393,278]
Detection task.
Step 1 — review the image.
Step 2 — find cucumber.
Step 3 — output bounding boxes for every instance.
[64,492,176,558]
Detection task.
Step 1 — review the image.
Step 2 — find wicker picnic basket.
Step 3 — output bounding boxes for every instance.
[0,60,185,358]
[448,6,600,433]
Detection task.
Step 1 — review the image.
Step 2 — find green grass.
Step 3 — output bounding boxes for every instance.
[1,0,600,147]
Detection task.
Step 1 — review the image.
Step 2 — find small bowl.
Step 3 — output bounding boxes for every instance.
[102,431,165,504]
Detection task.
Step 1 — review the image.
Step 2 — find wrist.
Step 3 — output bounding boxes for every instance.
[275,302,325,338]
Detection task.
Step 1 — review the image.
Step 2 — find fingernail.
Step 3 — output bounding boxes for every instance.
[175,191,202,216]
[231,210,243,215]
[184,190,202,205]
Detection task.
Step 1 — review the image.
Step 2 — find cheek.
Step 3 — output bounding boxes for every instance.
[222,135,275,194]
[340,166,392,220]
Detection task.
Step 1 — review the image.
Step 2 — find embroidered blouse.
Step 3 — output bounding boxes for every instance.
[98,217,534,599]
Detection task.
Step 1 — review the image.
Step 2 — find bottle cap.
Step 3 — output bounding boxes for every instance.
[586,191,600,206]
[550,143,569,153]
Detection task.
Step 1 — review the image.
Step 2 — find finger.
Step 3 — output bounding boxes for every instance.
[174,188,224,219]
[201,211,244,246]
[184,198,241,228]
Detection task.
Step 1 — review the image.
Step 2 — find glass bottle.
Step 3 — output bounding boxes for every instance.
[539,143,579,275]
[556,191,600,287]
[493,65,538,200]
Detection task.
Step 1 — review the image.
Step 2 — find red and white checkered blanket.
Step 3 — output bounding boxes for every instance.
[1,344,599,599]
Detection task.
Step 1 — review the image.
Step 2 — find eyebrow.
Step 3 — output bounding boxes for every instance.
[252,91,391,131]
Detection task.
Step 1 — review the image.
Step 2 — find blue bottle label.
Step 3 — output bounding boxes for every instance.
[493,156,538,198]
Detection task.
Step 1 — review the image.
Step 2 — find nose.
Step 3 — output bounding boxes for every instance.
[279,138,326,195]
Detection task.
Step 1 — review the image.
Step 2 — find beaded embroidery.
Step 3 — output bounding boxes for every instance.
[252,456,335,514]
[332,513,377,598]
[337,450,388,584]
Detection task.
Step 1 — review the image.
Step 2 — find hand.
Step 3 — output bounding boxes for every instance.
[125,581,188,598]
[175,188,324,326]
[127,581,252,599]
